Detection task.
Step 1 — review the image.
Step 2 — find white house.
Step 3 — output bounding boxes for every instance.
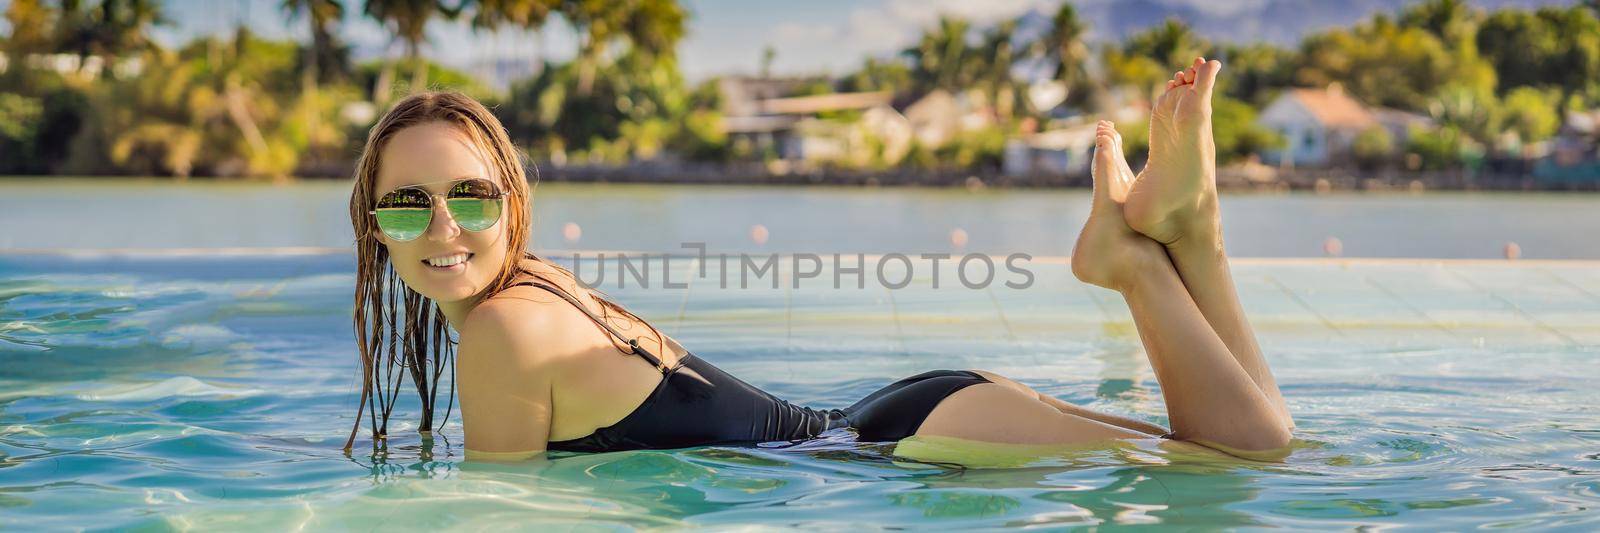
[1258,84,1377,167]
[1002,121,1098,176]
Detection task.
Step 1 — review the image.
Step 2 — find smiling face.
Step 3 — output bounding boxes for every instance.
[370,121,510,304]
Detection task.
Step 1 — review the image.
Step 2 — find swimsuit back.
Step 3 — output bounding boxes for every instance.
[513,281,849,452]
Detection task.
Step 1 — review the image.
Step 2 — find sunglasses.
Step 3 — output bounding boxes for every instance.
[369,178,507,242]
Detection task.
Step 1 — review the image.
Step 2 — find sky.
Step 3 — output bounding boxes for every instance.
[4,0,1584,83]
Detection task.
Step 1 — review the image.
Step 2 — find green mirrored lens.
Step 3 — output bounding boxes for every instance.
[375,208,430,241]
[447,179,502,232]
[447,198,501,231]
[374,188,432,241]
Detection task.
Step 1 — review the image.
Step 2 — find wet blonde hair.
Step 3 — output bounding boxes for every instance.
[344,91,663,451]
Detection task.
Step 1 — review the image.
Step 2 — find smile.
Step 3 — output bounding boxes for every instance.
[423,253,473,272]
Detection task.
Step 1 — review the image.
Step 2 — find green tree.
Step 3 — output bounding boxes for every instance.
[1427,84,1499,146]
[3,0,56,64]
[67,29,335,179]
[1211,96,1282,165]
[0,94,46,173]
[1032,2,1099,111]
[502,49,690,163]
[1105,18,1208,96]
[1212,42,1294,107]
[840,57,911,93]
[465,0,558,76]
[1405,124,1480,170]
[560,0,687,97]
[1295,15,1458,111]
[281,0,349,85]
[1535,6,1600,106]
[1353,125,1395,169]
[1499,86,1559,148]
[975,19,1022,121]
[1477,9,1557,93]
[1400,0,1479,47]
[281,0,348,162]
[364,0,457,98]
[903,15,979,95]
[52,0,168,79]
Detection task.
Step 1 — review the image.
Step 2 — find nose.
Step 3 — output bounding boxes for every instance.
[423,193,462,242]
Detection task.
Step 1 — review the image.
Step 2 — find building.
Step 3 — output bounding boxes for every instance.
[1258,84,1377,167]
[718,78,911,168]
[1535,109,1600,186]
[1002,121,1098,176]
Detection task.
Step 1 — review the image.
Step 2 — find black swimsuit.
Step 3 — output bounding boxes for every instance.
[514,281,993,453]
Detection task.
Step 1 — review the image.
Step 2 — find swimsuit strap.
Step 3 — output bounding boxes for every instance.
[511,281,669,373]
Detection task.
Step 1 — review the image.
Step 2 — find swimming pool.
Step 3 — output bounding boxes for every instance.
[2,252,1596,529]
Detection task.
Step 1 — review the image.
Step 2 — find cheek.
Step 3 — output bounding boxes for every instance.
[468,225,510,266]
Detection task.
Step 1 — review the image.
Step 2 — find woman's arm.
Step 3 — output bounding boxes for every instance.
[458,299,556,462]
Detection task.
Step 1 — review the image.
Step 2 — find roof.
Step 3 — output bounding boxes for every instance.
[1285,85,1376,130]
[757,91,893,115]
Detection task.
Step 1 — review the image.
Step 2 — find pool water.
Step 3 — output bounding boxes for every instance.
[2,252,1597,529]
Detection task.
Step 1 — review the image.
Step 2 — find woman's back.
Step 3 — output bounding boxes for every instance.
[483,263,694,443]
[477,268,993,452]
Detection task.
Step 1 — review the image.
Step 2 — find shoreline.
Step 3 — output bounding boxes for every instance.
[4,168,1597,192]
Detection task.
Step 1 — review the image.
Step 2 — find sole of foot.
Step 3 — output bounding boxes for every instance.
[1124,57,1223,249]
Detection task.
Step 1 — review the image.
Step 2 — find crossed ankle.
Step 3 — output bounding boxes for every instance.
[1113,244,1177,293]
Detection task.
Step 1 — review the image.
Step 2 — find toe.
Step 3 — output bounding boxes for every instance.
[1195,59,1222,96]
[1092,126,1119,205]
[1183,67,1197,85]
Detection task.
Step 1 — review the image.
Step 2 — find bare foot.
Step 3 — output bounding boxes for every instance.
[1072,121,1167,293]
[1124,57,1222,248]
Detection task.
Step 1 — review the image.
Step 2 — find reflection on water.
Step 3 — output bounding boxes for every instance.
[2,254,1598,528]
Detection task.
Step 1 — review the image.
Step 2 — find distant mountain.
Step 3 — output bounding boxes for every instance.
[1023,0,1581,46]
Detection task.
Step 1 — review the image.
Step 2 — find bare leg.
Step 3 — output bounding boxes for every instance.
[1123,58,1292,429]
[1075,122,1291,457]
[970,369,1171,437]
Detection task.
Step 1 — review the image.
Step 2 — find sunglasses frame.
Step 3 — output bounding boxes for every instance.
[368,177,508,242]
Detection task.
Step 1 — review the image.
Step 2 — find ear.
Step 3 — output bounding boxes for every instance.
[369,227,389,246]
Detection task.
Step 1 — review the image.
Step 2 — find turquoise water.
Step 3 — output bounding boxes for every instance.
[2,252,1597,529]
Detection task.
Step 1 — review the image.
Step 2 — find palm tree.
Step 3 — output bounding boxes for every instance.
[976,19,1020,121]
[560,0,686,97]
[617,0,686,65]
[364,0,456,99]
[1124,17,1205,69]
[905,15,977,94]
[282,0,345,156]
[281,0,346,87]
[465,0,558,82]
[53,0,168,79]
[1034,2,1101,112]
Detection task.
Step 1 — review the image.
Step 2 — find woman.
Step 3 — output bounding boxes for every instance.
[343,57,1294,462]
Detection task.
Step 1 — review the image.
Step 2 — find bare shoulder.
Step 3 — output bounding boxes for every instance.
[455,288,570,458]
[464,281,595,369]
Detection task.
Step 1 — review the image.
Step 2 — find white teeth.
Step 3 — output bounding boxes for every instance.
[425,253,469,267]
